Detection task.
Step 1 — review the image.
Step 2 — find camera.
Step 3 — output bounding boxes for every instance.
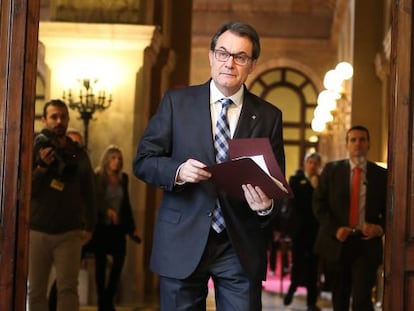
[34,129,79,181]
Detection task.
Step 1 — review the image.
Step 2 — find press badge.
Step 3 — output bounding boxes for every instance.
[50,179,64,191]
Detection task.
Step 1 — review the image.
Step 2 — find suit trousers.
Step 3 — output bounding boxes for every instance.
[159,229,262,311]
[28,229,83,311]
[327,234,379,311]
[288,241,319,306]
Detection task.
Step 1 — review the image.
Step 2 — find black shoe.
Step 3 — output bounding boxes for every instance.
[283,289,295,305]
[98,305,116,311]
[307,305,321,311]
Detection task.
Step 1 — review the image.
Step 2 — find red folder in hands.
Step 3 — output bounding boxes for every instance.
[206,138,293,200]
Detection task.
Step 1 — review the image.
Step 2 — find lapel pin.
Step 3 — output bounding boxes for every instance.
[252,115,257,120]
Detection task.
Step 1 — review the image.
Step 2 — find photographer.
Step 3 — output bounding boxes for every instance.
[28,99,96,311]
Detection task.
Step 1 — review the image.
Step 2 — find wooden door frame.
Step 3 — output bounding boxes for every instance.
[383,0,414,310]
[0,0,39,310]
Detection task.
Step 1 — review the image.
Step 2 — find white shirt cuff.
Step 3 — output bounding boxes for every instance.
[256,200,274,216]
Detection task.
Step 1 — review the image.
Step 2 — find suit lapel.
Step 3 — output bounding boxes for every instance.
[339,160,351,220]
[193,82,216,164]
[342,160,351,195]
[233,90,260,138]
[365,162,378,219]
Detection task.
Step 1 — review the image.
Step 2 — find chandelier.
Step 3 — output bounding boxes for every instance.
[63,78,112,147]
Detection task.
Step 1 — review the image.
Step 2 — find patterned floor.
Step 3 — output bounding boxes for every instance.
[79,290,333,311]
[80,249,383,311]
[79,288,387,311]
[261,290,333,311]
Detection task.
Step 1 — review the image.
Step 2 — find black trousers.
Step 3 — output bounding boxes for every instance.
[287,241,319,306]
[94,249,125,310]
[159,229,262,311]
[327,234,379,311]
[92,225,127,311]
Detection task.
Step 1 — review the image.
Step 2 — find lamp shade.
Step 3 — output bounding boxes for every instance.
[323,69,342,92]
[311,118,326,132]
[335,61,353,80]
[317,90,339,111]
[313,105,333,122]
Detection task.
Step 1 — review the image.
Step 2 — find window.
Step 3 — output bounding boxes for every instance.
[249,67,319,177]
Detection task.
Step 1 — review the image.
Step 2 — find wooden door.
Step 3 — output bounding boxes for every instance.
[384,0,414,310]
[0,0,40,310]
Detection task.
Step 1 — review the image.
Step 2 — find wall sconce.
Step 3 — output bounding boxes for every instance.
[63,78,112,147]
[312,61,353,133]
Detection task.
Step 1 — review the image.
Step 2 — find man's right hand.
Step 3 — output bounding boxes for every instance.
[36,147,55,169]
[177,159,211,183]
[336,226,354,242]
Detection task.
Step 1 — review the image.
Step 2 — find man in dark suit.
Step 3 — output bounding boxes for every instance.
[284,152,322,311]
[133,21,285,310]
[313,125,386,311]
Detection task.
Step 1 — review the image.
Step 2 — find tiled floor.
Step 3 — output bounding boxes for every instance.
[261,290,333,311]
[80,289,333,311]
[81,288,383,310]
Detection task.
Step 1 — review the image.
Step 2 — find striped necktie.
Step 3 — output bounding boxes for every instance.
[211,98,233,233]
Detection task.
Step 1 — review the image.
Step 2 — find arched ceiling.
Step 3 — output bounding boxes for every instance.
[192,0,348,41]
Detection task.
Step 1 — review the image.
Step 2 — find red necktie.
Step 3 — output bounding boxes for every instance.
[349,166,361,227]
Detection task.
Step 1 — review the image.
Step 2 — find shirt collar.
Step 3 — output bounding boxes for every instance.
[349,158,367,171]
[210,80,243,107]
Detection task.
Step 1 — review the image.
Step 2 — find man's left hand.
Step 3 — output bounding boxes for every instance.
[362,222,384,239]
[242,184,272,212]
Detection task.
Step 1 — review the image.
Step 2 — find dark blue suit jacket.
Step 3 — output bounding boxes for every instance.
[313,159,387,264]
[133,80,285,281]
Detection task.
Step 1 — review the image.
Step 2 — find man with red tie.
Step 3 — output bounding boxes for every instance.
[313,125,386,311]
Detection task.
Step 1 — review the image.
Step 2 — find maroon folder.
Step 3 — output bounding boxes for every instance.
[206,138,293,200]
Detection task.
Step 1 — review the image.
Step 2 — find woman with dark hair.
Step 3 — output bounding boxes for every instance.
[92,145,140,311]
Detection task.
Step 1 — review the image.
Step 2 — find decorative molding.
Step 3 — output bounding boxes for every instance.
[39,22,156,50]
[374,28,391,82]
[374,52,390,82]
[146,26,163,64]
[37,42,48,81]
[52,0,142,23]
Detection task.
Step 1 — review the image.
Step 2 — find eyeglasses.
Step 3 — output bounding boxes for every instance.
[213,49,252,66]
